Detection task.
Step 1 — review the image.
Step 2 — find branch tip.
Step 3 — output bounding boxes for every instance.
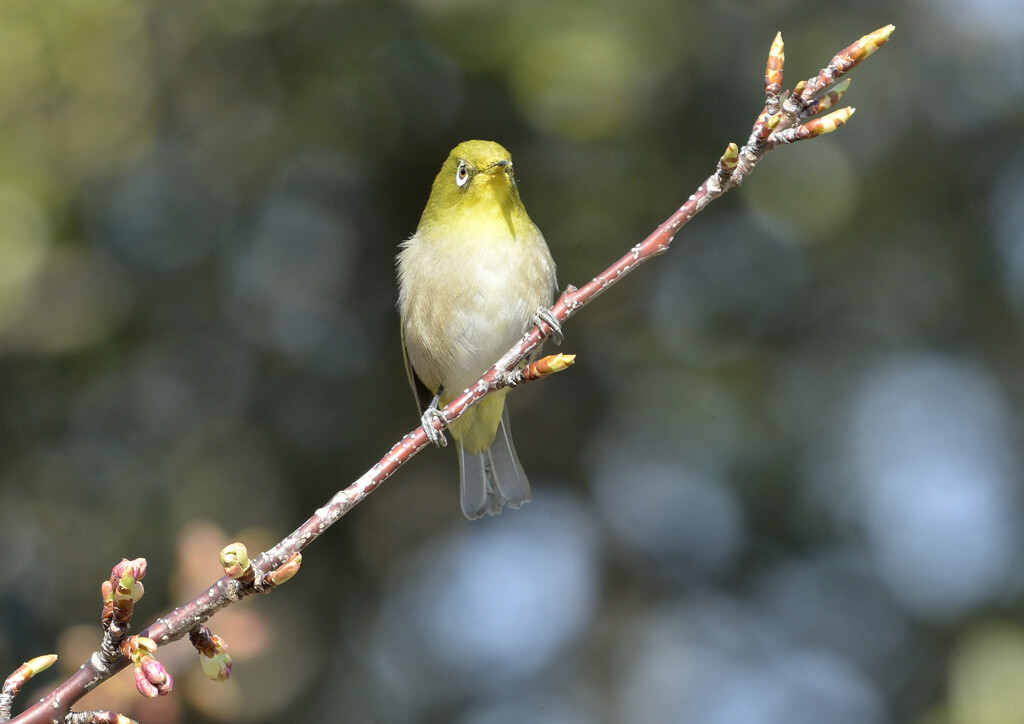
[531,353,576,377]
[810,23,895,98]
[818,105,856,131]
[498,353,577,389]
[858,24,895,59]
[765,32,785,106]
[1,654,59,719]
[838,25,892,69]
[18,655,57,681]
[774,105,855,145]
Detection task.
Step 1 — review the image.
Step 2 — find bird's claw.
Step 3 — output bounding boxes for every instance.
[533,307,564,345]
[421,407,448,448]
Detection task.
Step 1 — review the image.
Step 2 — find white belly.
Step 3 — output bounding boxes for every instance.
[449,267,534,391]
[399,231,555,397]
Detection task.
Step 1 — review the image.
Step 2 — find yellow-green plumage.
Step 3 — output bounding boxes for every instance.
[397,140,557,519]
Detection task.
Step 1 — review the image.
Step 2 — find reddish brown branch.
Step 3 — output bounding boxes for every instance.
[7,24,893,724]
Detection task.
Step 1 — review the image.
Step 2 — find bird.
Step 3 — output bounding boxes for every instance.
[397,140,560,519]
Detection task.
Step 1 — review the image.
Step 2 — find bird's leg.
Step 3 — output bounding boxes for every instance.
[533,307,564,345]
[421,387,448,447]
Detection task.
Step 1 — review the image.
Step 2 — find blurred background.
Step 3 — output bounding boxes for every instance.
[0,0,1022,722]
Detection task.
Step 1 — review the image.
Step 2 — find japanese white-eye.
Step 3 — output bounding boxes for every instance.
[397,140,559,519]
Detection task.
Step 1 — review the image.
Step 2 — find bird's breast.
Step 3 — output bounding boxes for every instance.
[399,226,555,397]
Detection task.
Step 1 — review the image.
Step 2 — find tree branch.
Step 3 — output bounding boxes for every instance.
[6,24,894,724]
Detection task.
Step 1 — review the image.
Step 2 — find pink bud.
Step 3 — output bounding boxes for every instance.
[158,670,173,695]
[134,665,159,699]
[111,559,130,579]
[129,558,148,581]
[111,557,146,581]
[141,657,166,685]
[138,655,173,695]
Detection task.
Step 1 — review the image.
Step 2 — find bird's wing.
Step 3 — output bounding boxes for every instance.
[400,321,436,414]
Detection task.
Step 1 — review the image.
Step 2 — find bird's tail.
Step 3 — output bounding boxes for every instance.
[457,407,531,519]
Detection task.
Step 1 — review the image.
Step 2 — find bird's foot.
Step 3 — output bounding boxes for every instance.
[421,407,448,448]
[533,307,564,345]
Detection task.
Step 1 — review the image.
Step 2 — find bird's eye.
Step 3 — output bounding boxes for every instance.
[455,161,471,187]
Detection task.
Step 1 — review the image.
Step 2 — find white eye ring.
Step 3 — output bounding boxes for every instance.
[455,161,471,187]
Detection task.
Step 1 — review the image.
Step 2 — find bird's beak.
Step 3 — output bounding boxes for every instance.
[481,159,514,185]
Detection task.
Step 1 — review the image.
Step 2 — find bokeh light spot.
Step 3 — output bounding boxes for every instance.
[0,186,50,333]
[845,353,1022,619]
[948,622,1024,724]
[510,28,648,140]
[744,141,859,240]
[373,495,599,708]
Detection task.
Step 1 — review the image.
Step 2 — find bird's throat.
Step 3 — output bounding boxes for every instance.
[458,180,521,240]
